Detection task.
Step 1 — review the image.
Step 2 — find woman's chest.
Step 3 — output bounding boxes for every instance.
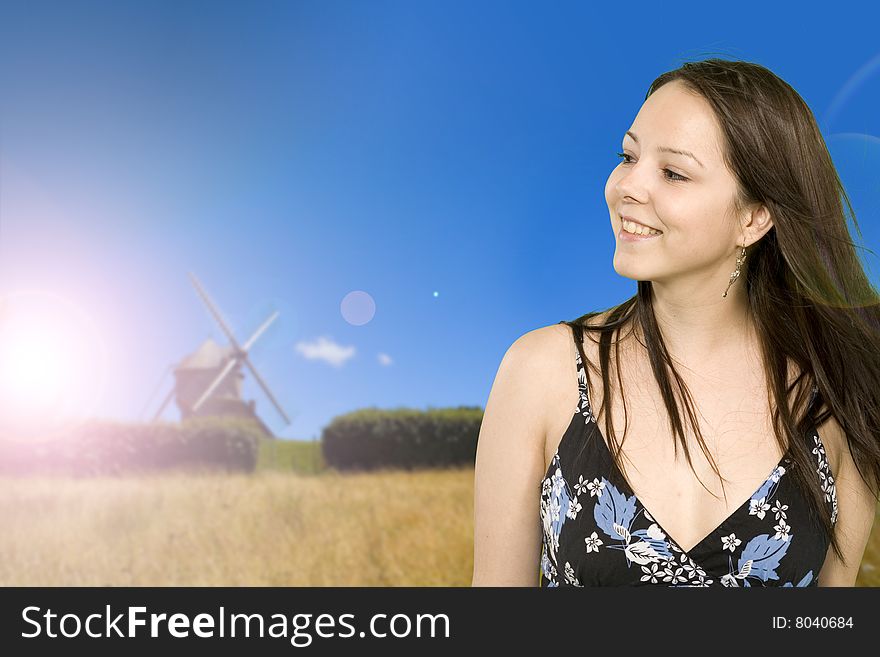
[594,382,788,551]
[542,339,803,554]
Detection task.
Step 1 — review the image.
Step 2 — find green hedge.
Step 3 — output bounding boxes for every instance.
[321,406,482,471]
[0,416,263,476]
[257,438,325,473]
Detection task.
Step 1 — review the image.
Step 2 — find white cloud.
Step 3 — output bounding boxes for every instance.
[377,352,393,366]
[294,336,355,368]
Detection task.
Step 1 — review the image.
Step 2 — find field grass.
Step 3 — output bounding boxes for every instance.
[0,467,474,586]
[0,465,876,586]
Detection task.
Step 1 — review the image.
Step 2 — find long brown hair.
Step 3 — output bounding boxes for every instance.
[564,57,880,566]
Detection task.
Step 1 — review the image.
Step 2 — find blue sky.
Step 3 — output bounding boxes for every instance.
[1,0,879,440]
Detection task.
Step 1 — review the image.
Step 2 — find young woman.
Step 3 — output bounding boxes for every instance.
[472,58,880,587]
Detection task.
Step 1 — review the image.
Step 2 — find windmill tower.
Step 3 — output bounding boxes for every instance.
[148,273,291,437]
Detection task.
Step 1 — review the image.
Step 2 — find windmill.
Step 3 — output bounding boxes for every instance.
[145,273,291,437]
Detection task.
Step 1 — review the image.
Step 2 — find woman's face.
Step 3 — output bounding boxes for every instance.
[604,80,743,288]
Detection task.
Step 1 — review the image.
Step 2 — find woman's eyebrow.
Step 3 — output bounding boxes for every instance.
[625,130,705,169]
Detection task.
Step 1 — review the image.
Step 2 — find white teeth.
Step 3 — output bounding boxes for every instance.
[622,219,661,236]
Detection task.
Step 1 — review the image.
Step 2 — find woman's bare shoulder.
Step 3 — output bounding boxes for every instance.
[505,321,573,358]
[505,323,574,385]
[511,318,614,441]
[520,313,616,367]
[505,312,616,402]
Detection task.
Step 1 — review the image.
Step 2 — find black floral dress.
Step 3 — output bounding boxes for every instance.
[539,328,838,587]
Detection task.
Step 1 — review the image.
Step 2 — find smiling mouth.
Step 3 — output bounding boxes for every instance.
[620,218,662,236]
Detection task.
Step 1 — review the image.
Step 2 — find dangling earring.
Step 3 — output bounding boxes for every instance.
[722,245,747,298]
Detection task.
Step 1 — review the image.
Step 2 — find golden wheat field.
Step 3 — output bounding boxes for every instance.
[0,467,877,586]
[0,468,474,586]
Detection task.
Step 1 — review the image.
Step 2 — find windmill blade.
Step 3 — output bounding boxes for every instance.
[188,272,290,426]
[242,355,291,425]
[140,362,174,421]
[151,386,177,422]
[188,272,244,351]
[242,310,279,352]
[192,357,240,413]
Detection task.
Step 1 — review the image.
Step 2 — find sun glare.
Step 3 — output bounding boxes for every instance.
[0,290,108,443]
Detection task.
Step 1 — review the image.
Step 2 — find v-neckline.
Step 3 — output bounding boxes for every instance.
[588,415,793,557]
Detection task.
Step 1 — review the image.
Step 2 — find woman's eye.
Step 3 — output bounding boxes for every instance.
[615,152,688,182]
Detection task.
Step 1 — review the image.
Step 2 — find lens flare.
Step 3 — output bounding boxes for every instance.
[0,289,109,444]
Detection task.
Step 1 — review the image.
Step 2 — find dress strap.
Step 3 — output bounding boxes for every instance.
[558,320,585,377]
[807,383,820,413]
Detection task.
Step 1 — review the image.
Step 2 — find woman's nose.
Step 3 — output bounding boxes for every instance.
[614,162,647,199]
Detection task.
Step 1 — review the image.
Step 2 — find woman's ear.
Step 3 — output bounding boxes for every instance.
[743,204,773,245]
